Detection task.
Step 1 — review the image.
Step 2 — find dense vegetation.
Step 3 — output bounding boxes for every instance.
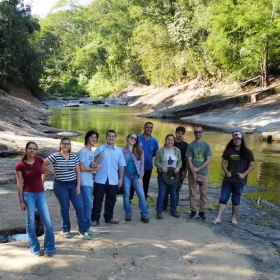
[1,0,280,97]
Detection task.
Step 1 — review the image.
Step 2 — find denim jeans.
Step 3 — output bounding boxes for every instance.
[91,181,118,223]
[23,192,56,255]
[81,185,93,229]
[219,180,244,205]
[163,169,185,209]
[156,173,177,214]
[53,180,88,234]
[123,171,149,218]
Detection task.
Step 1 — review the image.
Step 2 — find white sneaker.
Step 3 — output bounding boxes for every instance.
[88,226,100,234]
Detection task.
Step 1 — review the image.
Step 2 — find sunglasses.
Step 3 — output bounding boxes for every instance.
[194,131,202,134]
[129,136,137,141]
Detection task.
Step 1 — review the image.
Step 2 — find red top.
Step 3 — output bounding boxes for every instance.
[15,157,44,192]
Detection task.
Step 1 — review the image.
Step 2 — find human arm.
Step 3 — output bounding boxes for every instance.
[221,159,232,177]
[174,148,182,173]
[118,167,124,188]
[238,161,256,179]
[16,170,26,212]
[193,156,212,173]
[180,158,188,179]
[42,158,56,180]
[154,149,167,172]
[75,164,81,195]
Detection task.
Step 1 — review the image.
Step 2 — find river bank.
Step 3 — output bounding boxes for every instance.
[1,178,280,279]
[0,83,280,279]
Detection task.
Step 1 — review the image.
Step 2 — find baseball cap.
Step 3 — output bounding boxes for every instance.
[232,131,242,139]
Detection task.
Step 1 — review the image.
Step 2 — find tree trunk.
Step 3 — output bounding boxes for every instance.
[263,46,269,88]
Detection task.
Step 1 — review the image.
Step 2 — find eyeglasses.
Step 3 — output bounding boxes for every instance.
[129,136,137,141]
[194,131,202,134]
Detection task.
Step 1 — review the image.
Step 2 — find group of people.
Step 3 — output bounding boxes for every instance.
[16,122,255,256]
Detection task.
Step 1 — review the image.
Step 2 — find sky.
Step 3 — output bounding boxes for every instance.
[24,0,91,17]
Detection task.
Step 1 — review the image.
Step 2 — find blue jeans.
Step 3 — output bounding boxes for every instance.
[219,180,244,206]
[23,192,56,255]
[81,185,93,229]
[156,173,177,214]
[91,181,118,222]
[53,180,88,234]
[123,171,149,218]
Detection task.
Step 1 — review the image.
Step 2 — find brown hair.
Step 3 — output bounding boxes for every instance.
[22,141,38,162]
[59,137,71,152]
[127,133,143,160]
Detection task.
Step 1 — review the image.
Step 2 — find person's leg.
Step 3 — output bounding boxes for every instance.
[68,181,88,234]
[176,171,185,206]
[104,184,118,221]
[199,175,208,214]
[129,184,135,201]
[231,183,244,225]
[163,185,170,210]
[81,185,93,229]
[156,173,168,215]
[169,182,178,214]
[213,180,232,224]
[132,174,149,218]
[35,192,56,253]
[123,172,132,217]
[91,182,106,223]
[53,181,71,233]
[188,174,197,213]
[143,170,152,200]
[23,192,41,254]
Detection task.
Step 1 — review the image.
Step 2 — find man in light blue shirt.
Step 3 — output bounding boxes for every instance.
[91,130,126,225]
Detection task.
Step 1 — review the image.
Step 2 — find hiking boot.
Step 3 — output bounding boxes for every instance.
[170,211,180,218]
[93,221,100,227]
[105,219,119,224]
[141,216,149,223]
[156,213,162,219]
[198,212,206,221]
[34,251,44,257]
[189,211,196,219]
[125,216,132,221]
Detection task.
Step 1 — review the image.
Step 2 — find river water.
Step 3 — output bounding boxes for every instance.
[47,106,280,206]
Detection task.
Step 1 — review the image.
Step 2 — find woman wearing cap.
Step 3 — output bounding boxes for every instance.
[122,132,149,223]
[155,134,182,219]
[213,132,255,225]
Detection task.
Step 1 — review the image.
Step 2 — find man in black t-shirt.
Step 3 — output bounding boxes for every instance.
[213,132,255,225]
[163,126,188,209]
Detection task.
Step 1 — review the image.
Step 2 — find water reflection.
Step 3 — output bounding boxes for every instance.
[47,106,280,205]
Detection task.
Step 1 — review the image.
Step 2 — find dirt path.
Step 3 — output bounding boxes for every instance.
[0,180,279,280]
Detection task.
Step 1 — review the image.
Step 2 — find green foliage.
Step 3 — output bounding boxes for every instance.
[0,0,41,93]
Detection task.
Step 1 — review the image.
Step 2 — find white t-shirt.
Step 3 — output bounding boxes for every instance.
[162,148,178,169]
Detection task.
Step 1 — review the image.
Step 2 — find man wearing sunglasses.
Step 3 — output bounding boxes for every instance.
[187,127,212,220]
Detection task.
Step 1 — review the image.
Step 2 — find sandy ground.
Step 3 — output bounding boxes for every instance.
[0,179,279,280]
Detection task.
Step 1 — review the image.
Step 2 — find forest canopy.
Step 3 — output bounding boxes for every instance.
[1,0,280,97]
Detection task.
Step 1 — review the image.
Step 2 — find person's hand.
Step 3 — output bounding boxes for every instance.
[52,172,57,180]
[118,179,123,188]
[75,187,81,195]
[20,202,26,212]
[162,167,168,173]
[193,167,199,173]
[174,167,179,173]
[225,171,232,178]
[138,179,143,187]
[180,171,186,180]
[238,173,246,179]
